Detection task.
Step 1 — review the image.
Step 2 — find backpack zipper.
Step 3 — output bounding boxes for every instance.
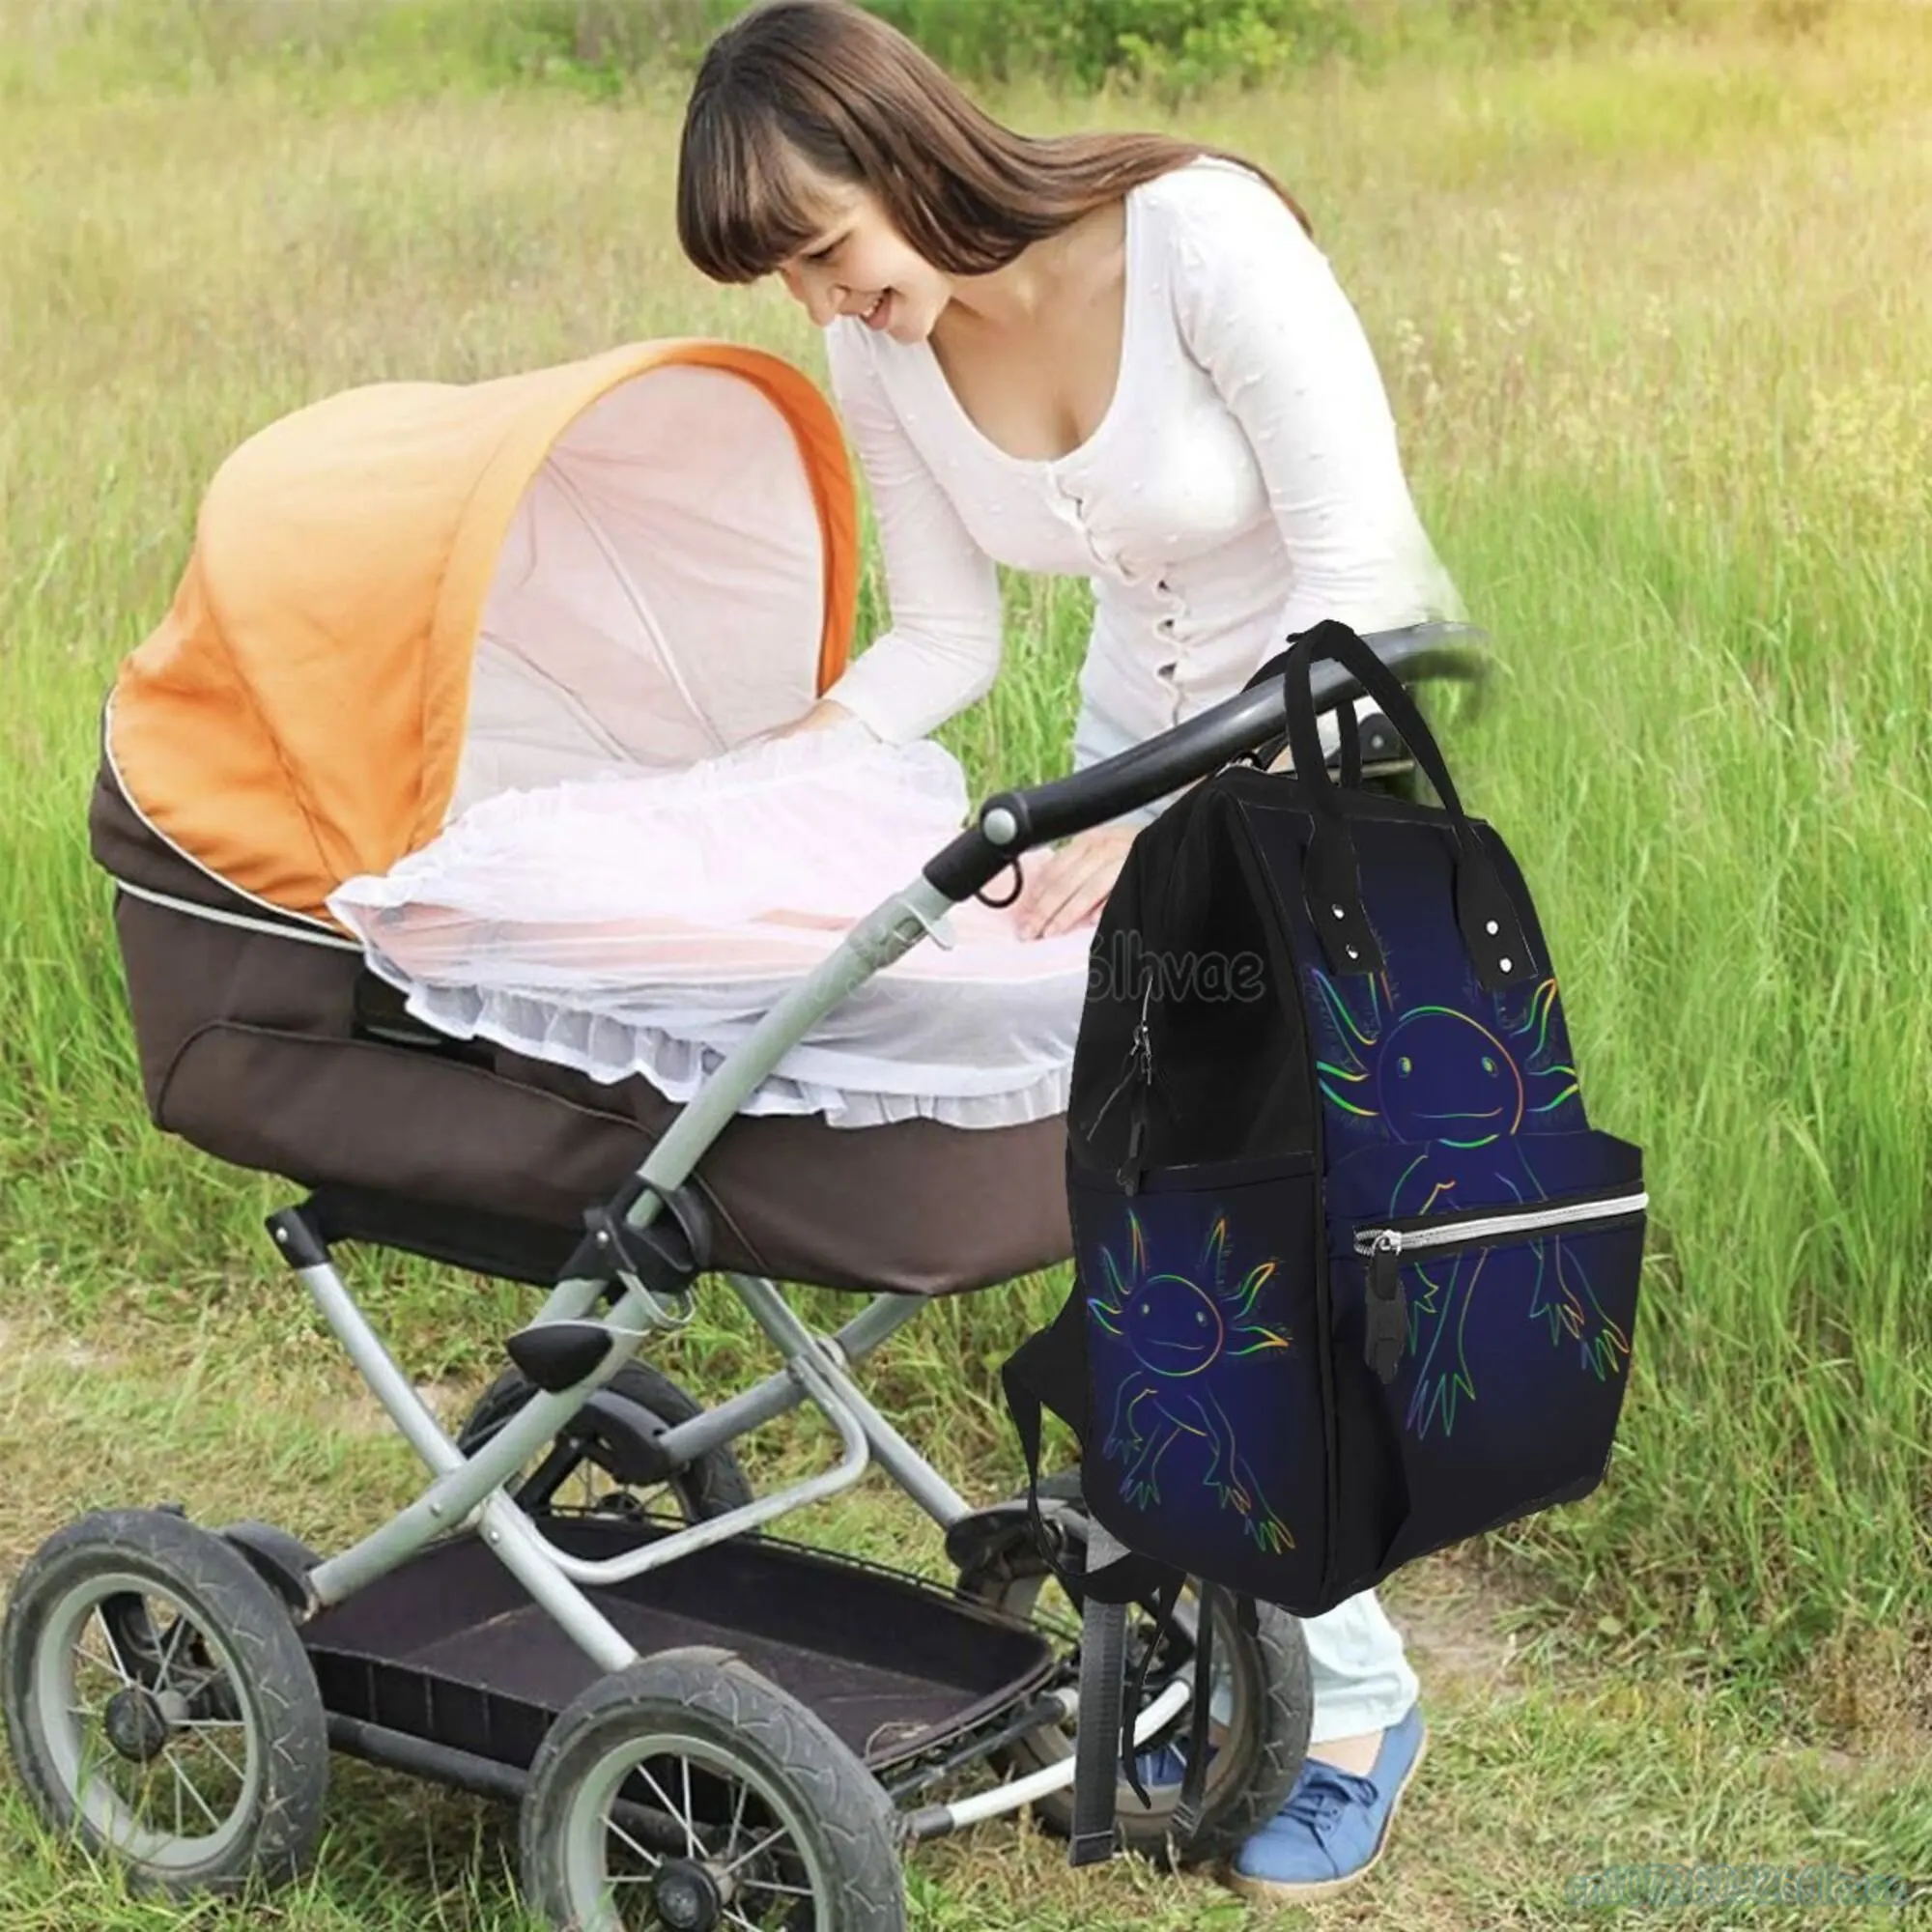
[1119,976,1155,1195]
[1353,1186,1649,1384]
[1081,974,1165,1195]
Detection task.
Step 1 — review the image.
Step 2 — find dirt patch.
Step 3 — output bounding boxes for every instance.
[1381,1553,1535,1703]
[0,1312,120,1377]
[336,1375,485,1439]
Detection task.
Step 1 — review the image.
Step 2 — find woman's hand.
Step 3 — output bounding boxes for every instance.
[1011,825,1138,940]
[765,699,866,741]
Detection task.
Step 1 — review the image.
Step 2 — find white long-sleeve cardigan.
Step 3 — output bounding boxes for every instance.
[817,156,1464,751]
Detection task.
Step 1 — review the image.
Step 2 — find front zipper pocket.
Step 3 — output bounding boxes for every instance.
[1319,1126,1649,1594]
[1354,1182,1650,1384]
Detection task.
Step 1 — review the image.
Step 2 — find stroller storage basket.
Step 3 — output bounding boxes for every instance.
[302,1516,1058,1779]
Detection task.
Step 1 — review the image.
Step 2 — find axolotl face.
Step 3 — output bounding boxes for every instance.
[1119,1273,1226,1378]
[1378,1009,1526,1146]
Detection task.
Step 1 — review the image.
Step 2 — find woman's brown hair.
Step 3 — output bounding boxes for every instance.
[677,0,1313,286]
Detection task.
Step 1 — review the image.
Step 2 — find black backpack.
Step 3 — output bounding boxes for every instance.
[1001,621,1648,1857]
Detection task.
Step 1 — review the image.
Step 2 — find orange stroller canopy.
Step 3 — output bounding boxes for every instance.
[105,341,859,924]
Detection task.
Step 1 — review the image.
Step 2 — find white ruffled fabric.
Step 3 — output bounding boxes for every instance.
[327,724,1093,1129]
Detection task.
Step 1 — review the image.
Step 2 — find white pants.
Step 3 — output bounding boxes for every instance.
[1069,696,1422,1742]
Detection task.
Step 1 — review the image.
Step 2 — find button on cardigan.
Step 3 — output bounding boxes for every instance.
[818,156,1464,750]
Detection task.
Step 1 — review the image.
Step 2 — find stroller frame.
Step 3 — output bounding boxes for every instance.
[9,625,1486,1924]
[273,627,1478,1787]
[272,824,1188,1837]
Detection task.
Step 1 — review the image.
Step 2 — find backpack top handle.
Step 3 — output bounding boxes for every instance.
[1276,620,1534,996]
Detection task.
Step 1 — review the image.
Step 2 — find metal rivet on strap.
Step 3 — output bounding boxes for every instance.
[1331,904,1345,920]
[1499,956,1514,972]
[1346,946,1359,961]
[1486,920,1499,935]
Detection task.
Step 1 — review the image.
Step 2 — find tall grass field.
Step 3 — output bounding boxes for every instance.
[1,2,1929,1925]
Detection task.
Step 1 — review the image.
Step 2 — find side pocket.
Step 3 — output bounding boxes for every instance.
[1325,1128,1648,1583]
[1067,1153,1330,1611]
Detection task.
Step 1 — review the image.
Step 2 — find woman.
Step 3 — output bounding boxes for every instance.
[677,0,1457,1899]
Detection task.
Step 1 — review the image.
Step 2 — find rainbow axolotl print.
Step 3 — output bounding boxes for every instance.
[1308,965,1633,1442]
[1087,1213,1295,1552]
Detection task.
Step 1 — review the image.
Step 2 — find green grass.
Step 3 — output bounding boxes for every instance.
[3,1,1931,1924]
[0,1308,1927,1929]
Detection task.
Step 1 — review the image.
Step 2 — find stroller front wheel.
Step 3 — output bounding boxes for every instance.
[0,1507,329,1898]
[519,1644,905,1932]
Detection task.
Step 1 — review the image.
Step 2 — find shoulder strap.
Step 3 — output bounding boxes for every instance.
[1069,1528,1137,1865]
[1001,1315,1170,1601]
[1170,1581,1220,1839]
[1003,1305,1184,1869]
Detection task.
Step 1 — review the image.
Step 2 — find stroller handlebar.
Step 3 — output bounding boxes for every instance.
[922,622,1492,906]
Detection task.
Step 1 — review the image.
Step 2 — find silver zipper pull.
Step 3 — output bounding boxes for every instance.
[1362,1230,1406,1384]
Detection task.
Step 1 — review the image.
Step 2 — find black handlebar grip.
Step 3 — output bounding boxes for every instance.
[922,625,1488,905]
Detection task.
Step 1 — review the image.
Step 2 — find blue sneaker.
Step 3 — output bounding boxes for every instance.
[1224,1703,1428,1901]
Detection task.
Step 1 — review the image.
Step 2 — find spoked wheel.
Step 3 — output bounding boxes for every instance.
[457,1361,755,1526]
[520,1646,905,1932]
[1,1508,328,1897]
[956,1470,1313,1865]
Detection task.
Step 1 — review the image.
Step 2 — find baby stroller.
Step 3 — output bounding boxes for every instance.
[2,340,1487,1929]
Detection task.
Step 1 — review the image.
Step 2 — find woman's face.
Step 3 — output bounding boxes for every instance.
[777,177,951,345]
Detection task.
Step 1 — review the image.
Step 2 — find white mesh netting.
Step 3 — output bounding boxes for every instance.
[329,724,1093,1128]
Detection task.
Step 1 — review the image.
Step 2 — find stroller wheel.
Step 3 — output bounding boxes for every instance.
[456,1360,755,1526]
[956,1471,1312,1865]
[520,1644,905,1932]
[1,1507,328,1898]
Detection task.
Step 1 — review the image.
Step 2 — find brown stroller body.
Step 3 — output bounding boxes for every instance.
[86,339,1067,1299]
